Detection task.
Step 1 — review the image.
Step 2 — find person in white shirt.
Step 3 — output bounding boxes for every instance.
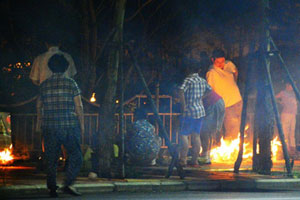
[276,81,298,157]
[30,39,76,85]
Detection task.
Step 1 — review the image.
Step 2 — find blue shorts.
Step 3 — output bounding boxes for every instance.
[180,116,203,135]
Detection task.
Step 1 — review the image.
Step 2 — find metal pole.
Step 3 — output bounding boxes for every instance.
[270,37,300,102]
[264,53,292,176]
[119,40,125,179]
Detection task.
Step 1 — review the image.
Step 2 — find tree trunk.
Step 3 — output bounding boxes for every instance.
[79,0,98,98]
[253,76,274,174]
[252,0,273,174]
[98,0,126,178]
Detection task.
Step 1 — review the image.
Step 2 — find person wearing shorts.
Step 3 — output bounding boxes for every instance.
[178,58,211,166]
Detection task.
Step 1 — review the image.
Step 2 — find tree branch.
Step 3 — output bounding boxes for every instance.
[125,0,153,22]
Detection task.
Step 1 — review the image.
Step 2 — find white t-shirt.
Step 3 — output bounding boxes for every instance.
[29,47,77,85]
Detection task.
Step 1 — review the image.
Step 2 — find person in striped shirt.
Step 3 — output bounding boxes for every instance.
[178,58,211,166]
[36,54,84,197]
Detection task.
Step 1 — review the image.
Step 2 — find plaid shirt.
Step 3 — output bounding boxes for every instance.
[40,73,81,129]
[179,73,211,118]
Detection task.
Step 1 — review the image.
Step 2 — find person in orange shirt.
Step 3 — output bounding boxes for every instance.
[206,49,242,140]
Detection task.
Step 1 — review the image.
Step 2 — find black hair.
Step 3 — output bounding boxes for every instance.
[134,108,148,121]
[212,48,225,59]
[48,54,69,73]
[182,57,199,75]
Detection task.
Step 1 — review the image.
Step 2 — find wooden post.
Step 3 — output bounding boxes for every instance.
[262,0,292,176]
[234,41,255,173]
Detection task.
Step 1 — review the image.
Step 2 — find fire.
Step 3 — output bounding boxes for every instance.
[210,134,252,163]
[210,125,282,163]
[271,136,282,162]
[0,144,14,165]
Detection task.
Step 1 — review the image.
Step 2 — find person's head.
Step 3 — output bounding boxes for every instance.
[182,57,199,75]
[44,33,61,49]
[134,108,148,121]
[48,54,69,73]
[211,49,225,69]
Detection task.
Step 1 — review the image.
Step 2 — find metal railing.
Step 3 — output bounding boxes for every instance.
[11,111,298,158]
[10,112,182,156]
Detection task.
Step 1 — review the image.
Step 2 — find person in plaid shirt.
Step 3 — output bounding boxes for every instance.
[178,58,211,166]
[36,54,84,197]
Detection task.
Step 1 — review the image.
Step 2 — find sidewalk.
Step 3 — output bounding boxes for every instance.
[1,161,300,199]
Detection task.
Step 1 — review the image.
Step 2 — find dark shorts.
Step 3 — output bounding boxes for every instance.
[180,116,203,135]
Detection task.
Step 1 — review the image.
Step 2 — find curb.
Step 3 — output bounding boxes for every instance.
[1,179,300,199]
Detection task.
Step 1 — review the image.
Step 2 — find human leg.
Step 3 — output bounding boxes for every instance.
[179,134,189,165]
[289,114,296,150]
[191,133,201,165]
[224,101,242,139]
[281,113,291,152]
[281,113,296,155]
[62,127,83,187]
[43,129,61,194]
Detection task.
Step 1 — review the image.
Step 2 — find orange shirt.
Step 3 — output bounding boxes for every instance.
[206,66,242,108]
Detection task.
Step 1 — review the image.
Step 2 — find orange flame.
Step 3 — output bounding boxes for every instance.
[209,125,282,163]
[210,134,252,163]
[0,144,14,165]
[271,136,282,162]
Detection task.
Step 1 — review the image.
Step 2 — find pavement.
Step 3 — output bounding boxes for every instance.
[1,160,300,199]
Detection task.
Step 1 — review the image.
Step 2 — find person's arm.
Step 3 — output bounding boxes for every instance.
[233,71,238,82]
[36,96,42,132]
[275,91,283,105]
[74,95,84,134]
[231,62,238,82]
[275,91,282,99]
[30,57,40,85]
[206,71,214,89]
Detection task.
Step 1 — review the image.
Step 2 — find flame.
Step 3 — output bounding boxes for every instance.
[271,136,282,162]
[210,134,252,163]
[90,93,96,103]
[0,144,14,165]
[209,125,282,163]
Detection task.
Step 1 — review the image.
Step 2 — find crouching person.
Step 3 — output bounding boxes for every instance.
[126,108,161,166]
[36,54,84,197]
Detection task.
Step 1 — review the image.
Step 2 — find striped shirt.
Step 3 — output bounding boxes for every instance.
[40,73,81,129]
[179,73,211,119]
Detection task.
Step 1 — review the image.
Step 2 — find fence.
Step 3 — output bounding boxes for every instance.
[10,112,182,157]
[10,112,300,158]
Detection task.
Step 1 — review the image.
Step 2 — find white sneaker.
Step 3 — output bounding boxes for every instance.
[88,172,98,180]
